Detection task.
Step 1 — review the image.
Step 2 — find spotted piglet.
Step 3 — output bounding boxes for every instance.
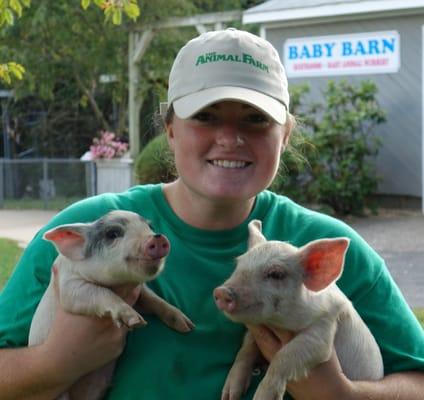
[29,210,194,400]
[214,220,383,400]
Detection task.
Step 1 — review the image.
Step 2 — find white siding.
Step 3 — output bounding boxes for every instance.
[265,14,423,196]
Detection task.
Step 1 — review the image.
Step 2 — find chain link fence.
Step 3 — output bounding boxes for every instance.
[0,158,96,210]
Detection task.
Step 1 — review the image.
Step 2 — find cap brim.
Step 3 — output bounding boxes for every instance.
[172,86,287,124]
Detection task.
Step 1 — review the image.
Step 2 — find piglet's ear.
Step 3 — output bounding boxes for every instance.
[43,224,90,261]
[299,238,350,292]
[248,220,266,249]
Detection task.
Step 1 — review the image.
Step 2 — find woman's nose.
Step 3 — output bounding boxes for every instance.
[215,124,244,148]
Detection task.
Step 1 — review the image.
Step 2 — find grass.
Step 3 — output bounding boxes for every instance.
[2,196,83,211]
[414,309,424,327]
[0,238,24,290]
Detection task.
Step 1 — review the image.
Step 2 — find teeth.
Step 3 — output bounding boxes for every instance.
[211,160,248,168]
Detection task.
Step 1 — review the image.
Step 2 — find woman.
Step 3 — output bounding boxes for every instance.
[0,28,423,400]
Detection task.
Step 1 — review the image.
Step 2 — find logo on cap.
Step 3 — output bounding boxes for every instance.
[195,52,269,73]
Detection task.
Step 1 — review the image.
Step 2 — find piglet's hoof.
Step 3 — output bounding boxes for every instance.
[114,308,147,329]
[163,307,195,333]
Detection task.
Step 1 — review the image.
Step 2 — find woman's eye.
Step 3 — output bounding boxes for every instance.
[105,227,124,240]
[191,111,216,122]
[245,113,270,125]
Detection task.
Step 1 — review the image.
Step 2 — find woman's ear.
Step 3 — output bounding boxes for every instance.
[281,113,294,150]
[165,123,175,152]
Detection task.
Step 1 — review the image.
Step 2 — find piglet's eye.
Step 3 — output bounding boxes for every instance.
[265,268,286,281]
[105,227,124,240]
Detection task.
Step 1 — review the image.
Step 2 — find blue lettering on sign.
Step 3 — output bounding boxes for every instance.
[368,40,380,55]
[382,38,395,53]
[300,46,311,59]
[288,46,298,60]
[287,37,395,59]
[324,43,336,57]
[355,41,366,56]
[342,41,353,56]
[312,44,322,58]
[287,42,336,60]
[342,38,396,57]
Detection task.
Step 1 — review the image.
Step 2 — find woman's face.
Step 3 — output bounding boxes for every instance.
[166,101,290,203]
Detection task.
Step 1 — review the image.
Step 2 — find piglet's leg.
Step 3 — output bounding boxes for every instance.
[253,317,338,400]
[136,284,194,332]
[60,277,146,329]
[222,331,260,400]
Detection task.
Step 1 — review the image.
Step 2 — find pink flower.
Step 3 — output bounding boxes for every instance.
[89,131,129,159]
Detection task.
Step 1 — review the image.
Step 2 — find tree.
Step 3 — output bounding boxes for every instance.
[0,0,140,84]
[81,0,140,25]
[1,0,260,157]
[2,0,201,157]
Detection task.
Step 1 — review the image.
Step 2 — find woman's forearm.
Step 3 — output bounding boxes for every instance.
[0,345,74,400]
[249,325,424,400]
[0,284,136,400]
[349,371,424,400]
[287,369,424,400]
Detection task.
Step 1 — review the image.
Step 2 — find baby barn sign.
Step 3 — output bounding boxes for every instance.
[284,31,400,77]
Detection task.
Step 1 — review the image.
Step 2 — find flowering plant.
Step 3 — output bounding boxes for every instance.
[89,131,128,159]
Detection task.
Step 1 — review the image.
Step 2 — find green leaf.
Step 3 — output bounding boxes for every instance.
[81,0,91,10]
[10,0,23,17]
[16,64,25,74]
[112,9,122,25]
[9,62,25,79]
[104,6,113,22]
[0,62,25,84]
[124,3,140,20]
[5,8,14,25]
[10,67,23,80]
[3,73,12,85]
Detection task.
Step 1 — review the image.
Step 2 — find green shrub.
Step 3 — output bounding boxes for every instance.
[310,80,385,215]
[134,133,177,184]
[274,80,385,216]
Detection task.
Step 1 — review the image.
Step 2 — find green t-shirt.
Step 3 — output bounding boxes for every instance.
[0,184,423,399]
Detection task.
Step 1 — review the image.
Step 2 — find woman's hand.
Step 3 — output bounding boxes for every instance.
[247,324,353,400]
[42,267,141,386]
[246,324,293,362]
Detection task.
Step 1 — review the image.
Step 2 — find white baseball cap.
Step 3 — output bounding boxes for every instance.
[165,28,289,124]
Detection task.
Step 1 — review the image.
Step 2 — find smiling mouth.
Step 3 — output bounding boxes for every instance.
[208,160,251,169]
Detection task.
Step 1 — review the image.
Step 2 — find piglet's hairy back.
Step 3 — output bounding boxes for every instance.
[214,219,383,400]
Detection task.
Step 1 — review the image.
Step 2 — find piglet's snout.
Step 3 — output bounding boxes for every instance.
[214,286,237,313]
[143,234,170,260]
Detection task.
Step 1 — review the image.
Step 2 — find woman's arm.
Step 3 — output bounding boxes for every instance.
[0,344,73,400]
[248,324,424,400]
[0,283,140,400]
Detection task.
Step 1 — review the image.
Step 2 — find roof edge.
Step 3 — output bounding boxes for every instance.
[243,0,424,24]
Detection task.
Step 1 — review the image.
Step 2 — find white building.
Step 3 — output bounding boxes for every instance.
[244,0,424,211]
